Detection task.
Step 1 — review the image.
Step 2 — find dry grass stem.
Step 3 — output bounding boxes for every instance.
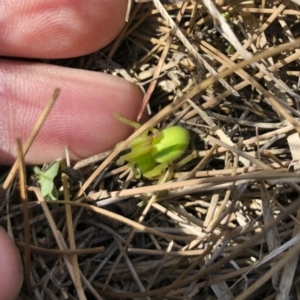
[0,88,60,202]
[4,1,300,299]
[17,138,31,295]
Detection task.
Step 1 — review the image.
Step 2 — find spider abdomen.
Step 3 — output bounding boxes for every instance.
[151,126,190,164]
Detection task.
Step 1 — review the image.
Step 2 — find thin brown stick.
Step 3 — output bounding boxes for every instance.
[0,88,61,202]
[15,242,104,254]
[17,138,31,295]
[61,162,86,300]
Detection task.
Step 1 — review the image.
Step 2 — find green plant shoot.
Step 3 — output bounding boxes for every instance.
[222,11,233,26]
[115,114,190,179]
[222,11,236,55]
[34,160,60,200]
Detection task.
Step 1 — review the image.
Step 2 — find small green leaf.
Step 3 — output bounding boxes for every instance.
[34,160,60,200]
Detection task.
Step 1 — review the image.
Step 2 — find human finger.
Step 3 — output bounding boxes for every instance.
[0,0,128,58]
[0,59,143,165]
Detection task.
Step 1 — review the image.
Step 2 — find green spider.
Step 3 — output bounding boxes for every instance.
[115,114,191,180]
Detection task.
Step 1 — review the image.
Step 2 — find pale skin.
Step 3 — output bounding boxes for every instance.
[0,1,143,299]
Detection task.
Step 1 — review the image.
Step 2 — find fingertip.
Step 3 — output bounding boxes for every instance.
[0,227,23,300]
[0,0,128,58]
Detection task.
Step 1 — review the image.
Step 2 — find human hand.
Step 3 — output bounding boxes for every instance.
[0,0,143,165]
[0,1,142,299]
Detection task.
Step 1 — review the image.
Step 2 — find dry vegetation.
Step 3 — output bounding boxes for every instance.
[2,0,300,299]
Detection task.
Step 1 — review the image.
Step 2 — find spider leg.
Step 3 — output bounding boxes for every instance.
[114,113,141,129]
[143,162,169,179]
[130,152,156,178]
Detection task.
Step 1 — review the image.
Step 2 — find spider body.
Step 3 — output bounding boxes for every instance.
[116,114,190,179]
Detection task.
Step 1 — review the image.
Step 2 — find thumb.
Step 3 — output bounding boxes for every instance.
[0,227,23,300]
